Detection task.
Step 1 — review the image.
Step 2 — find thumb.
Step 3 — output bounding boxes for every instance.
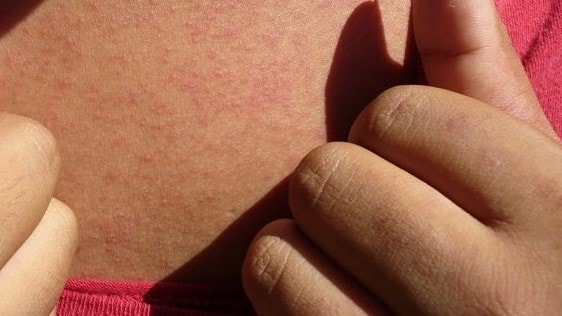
[413,0,556,137]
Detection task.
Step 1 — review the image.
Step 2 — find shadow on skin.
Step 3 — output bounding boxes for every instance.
[145,1,417,314]
[325,1,417,141]
[144,179,289,314]
[0,0,45,38]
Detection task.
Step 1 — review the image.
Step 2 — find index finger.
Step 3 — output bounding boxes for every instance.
[0,114,60,267]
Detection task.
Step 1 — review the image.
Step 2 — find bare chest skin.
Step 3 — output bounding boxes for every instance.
[0,0,413,281]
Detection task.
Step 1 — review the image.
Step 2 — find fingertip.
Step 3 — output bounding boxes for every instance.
[1,113,61,176]
[413,0,498,58]
[25,118,61,176]
[242,219,297,287]
[412,0,553,134]
[0,199,78,316]
[0,114,63,267]
[242,219,300,315]
[348,85,427,146]
[289,142,358,220]
[46,198,79,252]
[243,219,387,315]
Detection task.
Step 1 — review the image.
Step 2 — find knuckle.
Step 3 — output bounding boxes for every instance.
[352,86,431,144]
[290,143,354,215]
[7,115,60,173]
[243,234,293,295]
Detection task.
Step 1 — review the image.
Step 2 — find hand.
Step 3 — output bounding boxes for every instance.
[0,115,78,315]
[243,0,562,314]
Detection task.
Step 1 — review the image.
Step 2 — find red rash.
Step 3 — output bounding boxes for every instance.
[0,0,412,280]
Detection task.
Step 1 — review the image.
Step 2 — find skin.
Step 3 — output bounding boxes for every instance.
[0,115,78,315]
[1,0,560,314]
[0,0,413,281]
[0,0,412,312]
[243,0,562,314]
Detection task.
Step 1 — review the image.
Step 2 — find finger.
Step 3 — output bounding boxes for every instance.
[349,85,562,228]
[413,0,555,136]
[0,113,61,267]
[0,199,79,316]
[243,219,389,316]
[290,142,504,314]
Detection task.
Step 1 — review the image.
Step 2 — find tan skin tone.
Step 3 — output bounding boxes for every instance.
[0,0,561,314]
[0,0,412,282]
[243,0,562,314]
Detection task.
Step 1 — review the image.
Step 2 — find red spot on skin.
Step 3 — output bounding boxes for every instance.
[122,89,142,109]
[205,50,218,60]
[168,67,210,95]
[2,55,15,71]
[109,54,130,66]
[165,128,182,143]
[157,46,175,66]
[83,1,100,12]
[150,102,176,116]
[110,136,127,148]
[69,17,85,31]
[104,171,118,182]
[54,76,73,90]
[139,154,154,164]
[445,114,470,135]
[0,0,353,281]
[20,27,31,35]
[45,109,61,127]
[194,110,212,128]
[0,76,7,107]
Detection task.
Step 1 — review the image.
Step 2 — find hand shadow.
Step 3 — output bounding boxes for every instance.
[143,179,289,315]
[326,1,418,141]
[0,0,45,38]
[145,1,418,314]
